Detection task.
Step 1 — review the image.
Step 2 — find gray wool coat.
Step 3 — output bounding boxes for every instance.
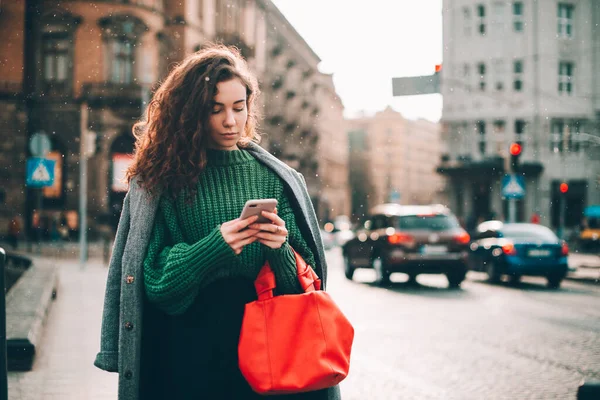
[94,142,341,400]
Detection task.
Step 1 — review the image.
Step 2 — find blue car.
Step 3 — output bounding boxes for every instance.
[468,221,569,288]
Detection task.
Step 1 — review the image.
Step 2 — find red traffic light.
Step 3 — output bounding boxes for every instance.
[559,182,569,193]
[509,143,522,156]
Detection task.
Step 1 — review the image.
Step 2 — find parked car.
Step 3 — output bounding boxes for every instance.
[579,205,600,252]
[468,221,569,288]
[320,228,336,250]
[342,204,471,287]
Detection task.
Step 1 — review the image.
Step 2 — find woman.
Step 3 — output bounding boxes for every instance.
[94,45,340,400]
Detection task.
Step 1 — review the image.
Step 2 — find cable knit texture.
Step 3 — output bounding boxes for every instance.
[143,148,315,315]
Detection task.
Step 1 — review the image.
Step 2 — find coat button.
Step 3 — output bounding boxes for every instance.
[124,322,134,330]
[126,275,134,284]
[124,370,133,379]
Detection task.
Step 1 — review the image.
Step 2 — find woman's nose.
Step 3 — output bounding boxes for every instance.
[223,110,235,127]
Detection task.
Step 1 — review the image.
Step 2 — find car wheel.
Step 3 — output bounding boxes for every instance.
[546,274,563,289]
[508,274,522,285]
[373,256,391,286]
[446,271,466,288]
[343,255,355,281]
[486,261,502,283]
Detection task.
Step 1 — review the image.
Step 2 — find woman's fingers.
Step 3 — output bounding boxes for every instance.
[259,210,285,226]
[254,231,285,242]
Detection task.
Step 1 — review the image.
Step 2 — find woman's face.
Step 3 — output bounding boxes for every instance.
[207,78,248,151]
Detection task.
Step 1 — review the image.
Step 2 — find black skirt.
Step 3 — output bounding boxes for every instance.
[139,278,331,400]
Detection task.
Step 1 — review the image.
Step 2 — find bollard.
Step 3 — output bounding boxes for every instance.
[1,247,7,400]
[578,379,600,400]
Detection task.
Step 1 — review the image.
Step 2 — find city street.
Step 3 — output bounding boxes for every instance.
[329,248,600,399]
[6,247,600,399]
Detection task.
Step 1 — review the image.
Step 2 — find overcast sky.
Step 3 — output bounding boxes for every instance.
[271,0,443,122]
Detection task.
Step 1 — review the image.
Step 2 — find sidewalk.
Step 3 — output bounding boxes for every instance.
[567,252,600,283]
[7,256,118,400]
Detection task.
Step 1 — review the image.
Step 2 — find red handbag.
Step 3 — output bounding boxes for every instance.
[238,250,354,395]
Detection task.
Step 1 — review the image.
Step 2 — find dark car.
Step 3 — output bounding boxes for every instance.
[468,221,569,288]
[342,204,471,287]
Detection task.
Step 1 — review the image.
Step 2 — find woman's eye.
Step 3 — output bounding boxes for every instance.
[234,108,245,112]
[211,108,222,114]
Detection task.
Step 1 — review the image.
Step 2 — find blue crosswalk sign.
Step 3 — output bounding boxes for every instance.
[26,157,56,187]
[502,174,525,199]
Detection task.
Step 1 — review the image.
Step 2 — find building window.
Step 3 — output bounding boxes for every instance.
[42,35,71,90]
[513,60,523,91]
[513,2,524,32]
[99,15,148,85]
[478,62,486,91]
[558,61,574,95]
[493,59,504,91]
[552,120,584,153]
[551,121,564,153]
[216,0,244,35]
[463,64,471,92]
[477,4,486,35]
[515,119,526,144]
[463,7,472,36]
[557,3,574,38]
[111,39,134,84]
[493,120,505,155]
[492,2,506,33]
[39,11,81,94]
[477,120,486,155]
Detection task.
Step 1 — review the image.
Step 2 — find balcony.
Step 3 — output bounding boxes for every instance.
[437,154,544,178]
[0,81,22,98]
[436,154,505,177]
[82,82,149,115]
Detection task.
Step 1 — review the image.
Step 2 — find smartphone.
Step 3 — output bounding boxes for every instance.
[239,199,278,224]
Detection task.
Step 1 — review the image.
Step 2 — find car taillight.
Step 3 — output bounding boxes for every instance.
[388,233,414,246]
[561,243,569,256]
[502,243,517,255]
[454,232,470,244]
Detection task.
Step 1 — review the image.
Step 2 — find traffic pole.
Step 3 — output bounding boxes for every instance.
[79,103,89,268]
[558,193,566,240]
[508,198,517,223]
[1,247,8,400]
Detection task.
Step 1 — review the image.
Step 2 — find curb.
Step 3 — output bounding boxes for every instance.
[5,259,58,371]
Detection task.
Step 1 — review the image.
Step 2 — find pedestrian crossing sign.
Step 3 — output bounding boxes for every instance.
[501,174,525,199]
[26,157,56,187]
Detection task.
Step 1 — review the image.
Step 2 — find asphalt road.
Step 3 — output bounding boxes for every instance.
[326,248,600,400]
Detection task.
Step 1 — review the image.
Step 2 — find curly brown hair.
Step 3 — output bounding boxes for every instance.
[126,44,261,197]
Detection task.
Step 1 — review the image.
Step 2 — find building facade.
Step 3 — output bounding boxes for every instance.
[347,107,444,220]
[0,0,348,239]
[438,0,600,230]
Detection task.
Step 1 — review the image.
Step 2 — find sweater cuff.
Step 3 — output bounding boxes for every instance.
[186,226,238,272]
[266,243,302,294]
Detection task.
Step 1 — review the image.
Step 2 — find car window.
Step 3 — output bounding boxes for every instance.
[371,215,389,230]
[502,225,559,242]
[477,230,499,240]
[395,214,460,231]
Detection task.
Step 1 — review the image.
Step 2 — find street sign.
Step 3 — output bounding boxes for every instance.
[26,157,56,187]
[502,174,525,199]
[392,73,440,96]
[29,132,51,157]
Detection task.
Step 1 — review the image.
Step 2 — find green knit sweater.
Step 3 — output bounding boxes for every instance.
[143,148,316,315]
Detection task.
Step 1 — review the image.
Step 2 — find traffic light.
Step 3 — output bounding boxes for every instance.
[559,182,568,194]
[509,142,522,172]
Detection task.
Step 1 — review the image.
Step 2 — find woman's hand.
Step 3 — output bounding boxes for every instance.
[249,209,288,249]
[220,215,260,255]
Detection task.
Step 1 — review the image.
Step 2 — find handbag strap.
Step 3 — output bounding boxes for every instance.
[255,249,322,300]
